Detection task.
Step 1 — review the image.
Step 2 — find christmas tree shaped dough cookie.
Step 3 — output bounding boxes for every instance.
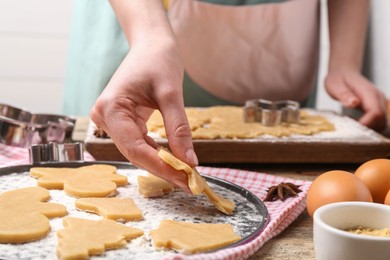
[0,187,67,243]
[30,164,128,198]
[57,217,144,260]
[150,220,241,254]
[75,197,143,222]
[158,148,235,215]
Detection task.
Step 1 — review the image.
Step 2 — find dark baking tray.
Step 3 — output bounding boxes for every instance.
[0,161,269,257]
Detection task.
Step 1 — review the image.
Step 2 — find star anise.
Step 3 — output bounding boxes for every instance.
[94,127,110,138]
[264,182,302,201]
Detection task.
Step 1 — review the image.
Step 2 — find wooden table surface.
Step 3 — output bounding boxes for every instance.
[242,163,358,259]
[72,117,382,259]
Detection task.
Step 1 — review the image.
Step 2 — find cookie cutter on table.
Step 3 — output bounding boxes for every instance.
[243,99,300,126]
[0,103,76,148]
[29,142,84,164]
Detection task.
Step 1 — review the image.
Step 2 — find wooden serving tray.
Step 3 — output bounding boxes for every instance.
[84,110,390,164]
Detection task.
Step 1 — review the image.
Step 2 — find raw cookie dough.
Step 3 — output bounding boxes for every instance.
[150,220,241,254]
[147,108,210,133]
[0,187,67,243]
[137,173,175,198]
[146,106,334,139]
[57,217,144,260]
[30,164,128,198]
[158,148,235,215]
[75,198,143,222]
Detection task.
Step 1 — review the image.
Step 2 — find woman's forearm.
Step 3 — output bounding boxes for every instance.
[327,0,370,72]
[109,0,175,44]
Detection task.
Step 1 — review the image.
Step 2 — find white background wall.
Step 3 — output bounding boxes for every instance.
[0,0,388,115]
[365,0,390,98]
[0,0,73,114]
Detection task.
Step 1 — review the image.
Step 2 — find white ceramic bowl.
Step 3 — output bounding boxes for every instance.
[313,201,390,260]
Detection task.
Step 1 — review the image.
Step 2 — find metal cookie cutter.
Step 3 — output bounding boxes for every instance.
[0,103,76,148]
[29,142,84,164]
[243,99,300,126]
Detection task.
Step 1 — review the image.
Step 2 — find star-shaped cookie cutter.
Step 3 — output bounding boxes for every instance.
[243,99,300,126]
[0,103,76,148]
[29,142,84,164]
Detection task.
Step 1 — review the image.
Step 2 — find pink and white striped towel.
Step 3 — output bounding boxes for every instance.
[0,143,312,259]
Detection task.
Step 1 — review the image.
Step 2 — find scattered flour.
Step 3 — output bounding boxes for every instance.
[0,167,265,260]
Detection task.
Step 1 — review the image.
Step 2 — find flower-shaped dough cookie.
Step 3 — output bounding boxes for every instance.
[57,217,144,260]
[0,187,67,243]
[30,164,128,198]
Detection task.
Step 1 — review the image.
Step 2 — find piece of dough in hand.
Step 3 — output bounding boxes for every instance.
[150,220,241,254]
[57,217,144,260]
[157,148,235,215]
[0,187,67,243]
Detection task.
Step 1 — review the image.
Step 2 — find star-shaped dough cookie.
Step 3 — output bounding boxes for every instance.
[75,197,143,221]
[30,164,128,198]
[57,217,144,259]
[137,173,175,198]
[0,187,67,243]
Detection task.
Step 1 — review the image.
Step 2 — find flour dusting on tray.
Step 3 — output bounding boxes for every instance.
[0,166,266,260]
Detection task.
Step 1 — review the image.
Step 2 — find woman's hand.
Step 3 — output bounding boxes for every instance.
[89,0,198,192]
[325,68,387,132]
[326,0,387,131]
[90,37,197,192]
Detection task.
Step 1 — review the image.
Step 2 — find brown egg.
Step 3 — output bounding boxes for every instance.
[355,159,390,203]
[306,170,372,218]
[384,189,390,205]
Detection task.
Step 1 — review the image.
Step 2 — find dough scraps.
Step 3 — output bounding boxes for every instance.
[75,198,143,222]
[147,108,210,133]
[137,173,175,198]
[157,148,235,215]
[0,187,67,244]
[57,217,144,260]
[30,164,128,198]
[149,220,241,254]
[146,106,334,139]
